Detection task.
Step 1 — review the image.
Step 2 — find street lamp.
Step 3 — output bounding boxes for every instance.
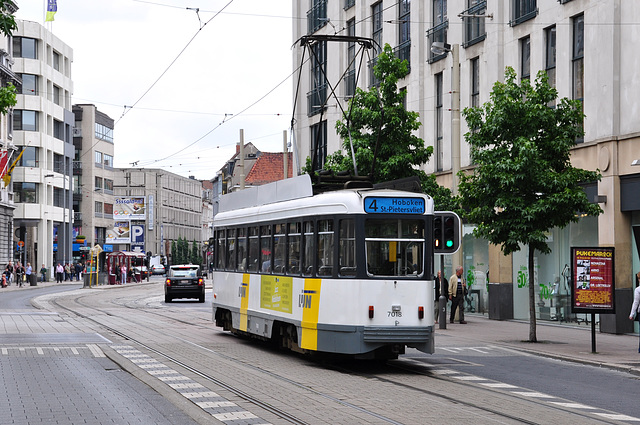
[431,41,462,328]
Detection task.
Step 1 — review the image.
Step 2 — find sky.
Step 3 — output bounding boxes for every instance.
[15,0,294,180]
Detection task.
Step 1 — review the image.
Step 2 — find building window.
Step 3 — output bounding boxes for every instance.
[471,57,480,108]
[369,2,384,87]
[13,110,38,131]
[53,187,64,208]
[307,0,327,34]
[104,178,113,192]
[344,0,355,10]
[53,153,64,173]
[572,14,584,142]
[13,37,37,59]
[310,120,327,171]
[54,119,64,140]
[103,154,113,168]
[345,18,356,98]
[53,85,61,105]
[104,203,113,216]
[545,25,556,107]
[510,0,537,26]
[435,72,443,172]
[18,146,38,168]
[95,123,113,143]
[95,176,103,191]
[95,201,103,215]
[19,74,37,95]
[462,0,486,47]
[394,0,411,71]
[14,182,37,203]
[427,0,448,63]
[95,151,103,165]
[520,36,531,81]
[52,51,60,71]
[307,40,327,116]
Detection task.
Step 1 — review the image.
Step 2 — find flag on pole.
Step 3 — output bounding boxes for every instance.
[2,149,24,188]
[45,0,57,22]
[0,150,8,179]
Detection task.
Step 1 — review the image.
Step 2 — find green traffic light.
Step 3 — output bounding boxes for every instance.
[446,240,453,248]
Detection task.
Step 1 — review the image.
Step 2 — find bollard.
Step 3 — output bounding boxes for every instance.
[439,294,447,329]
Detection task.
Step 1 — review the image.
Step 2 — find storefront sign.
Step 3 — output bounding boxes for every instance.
[571,247,615,314]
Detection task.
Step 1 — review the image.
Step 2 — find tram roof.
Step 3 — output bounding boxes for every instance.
[215,175,434,227]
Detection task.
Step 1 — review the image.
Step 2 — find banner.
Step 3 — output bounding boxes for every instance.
[114,197,146,220]
[571,247,615,314]
[106,221,131,244]
[131,222,145,253]
[46,0,57,22]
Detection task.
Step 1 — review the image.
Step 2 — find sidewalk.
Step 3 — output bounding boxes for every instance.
[436,313,640,376]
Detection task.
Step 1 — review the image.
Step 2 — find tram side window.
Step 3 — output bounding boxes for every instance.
[237,228,247,271]
[227,228,237,271]
[273,223,286,274]
[339,219,356,276]
[248,226,259,272]
[216,229,226,270]
[288,222,301,275]
[317,219,334,276]
[365,219,424,278]
[302,221,315,276]
[260,225,272,273]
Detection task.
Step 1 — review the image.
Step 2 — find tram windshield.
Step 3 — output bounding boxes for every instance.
[365,219,424,277]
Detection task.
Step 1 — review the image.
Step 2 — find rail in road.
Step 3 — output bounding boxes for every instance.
[39,284,638,425]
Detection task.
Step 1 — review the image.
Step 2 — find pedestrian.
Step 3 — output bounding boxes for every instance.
[435,270,448,321]
[120,264,127,284]
[628,274,640,354]
[448,265,468,324]
[25,262,32,285]
[56,263,64,283]
[75,262,83,281]
[64,263,71,281]
[5,262,12,286]
[15,262,24,287]
[40,264,47,282]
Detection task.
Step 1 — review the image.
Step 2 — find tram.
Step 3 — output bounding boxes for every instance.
[211,175,440,359]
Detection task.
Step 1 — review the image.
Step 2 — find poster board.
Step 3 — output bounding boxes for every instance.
[571,247,615,314]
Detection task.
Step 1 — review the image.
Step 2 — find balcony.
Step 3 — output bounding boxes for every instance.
[427,21,449,63]
[73,161,82,175]
[307,0,327,34]
[73,212,82,224]
[461,1,487,48]
[394,40,411,73]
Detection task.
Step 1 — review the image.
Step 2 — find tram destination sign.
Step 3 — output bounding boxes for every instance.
[364,197,425,214]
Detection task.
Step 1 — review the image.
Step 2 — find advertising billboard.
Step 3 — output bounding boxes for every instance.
[131,222,145,253]
[106,221,131,244]
[571,247,615,314]
[114,197,146,220]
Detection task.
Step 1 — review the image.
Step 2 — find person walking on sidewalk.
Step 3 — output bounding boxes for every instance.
[55,263,64,283]
[40,264,47,283]
[25,263,32,285]
[449,265,468,324]
[629,278,640,353]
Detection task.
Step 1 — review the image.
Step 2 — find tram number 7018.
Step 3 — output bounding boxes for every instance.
[388,311,402,318]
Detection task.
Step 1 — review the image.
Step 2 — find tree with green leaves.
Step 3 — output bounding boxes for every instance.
[459,67,602,342]
[315,43,455,211]
[0,1,16,115]
[190,240,201,265]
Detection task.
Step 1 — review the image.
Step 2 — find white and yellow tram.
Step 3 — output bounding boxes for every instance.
[212,175,436,359]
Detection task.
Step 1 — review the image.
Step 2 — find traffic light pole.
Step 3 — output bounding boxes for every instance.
[438,254,447,329]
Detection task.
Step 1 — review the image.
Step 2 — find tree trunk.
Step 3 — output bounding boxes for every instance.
[528,246,537,342]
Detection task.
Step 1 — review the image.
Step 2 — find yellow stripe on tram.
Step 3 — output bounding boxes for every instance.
[239,273,250,332]
[300,278,321,350]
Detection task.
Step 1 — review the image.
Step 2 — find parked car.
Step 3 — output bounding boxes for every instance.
[132,266,149,279]
[164,264,204,303]
[151,264,165,275]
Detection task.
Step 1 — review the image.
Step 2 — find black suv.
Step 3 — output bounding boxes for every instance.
[164,265,205,303]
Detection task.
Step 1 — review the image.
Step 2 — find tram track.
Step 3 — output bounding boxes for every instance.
[47,287,625,425]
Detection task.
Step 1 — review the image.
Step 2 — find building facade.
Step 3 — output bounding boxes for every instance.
[72,104,115,263]
[0,1,19,267]
[292,0,640,332]
[114,168,203,264]
[13,19,74,273]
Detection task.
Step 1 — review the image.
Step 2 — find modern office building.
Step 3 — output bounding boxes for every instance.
[292,0,640,332]
[113,168,203,263]
[72,104,115,264]
[13,19,74,272]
